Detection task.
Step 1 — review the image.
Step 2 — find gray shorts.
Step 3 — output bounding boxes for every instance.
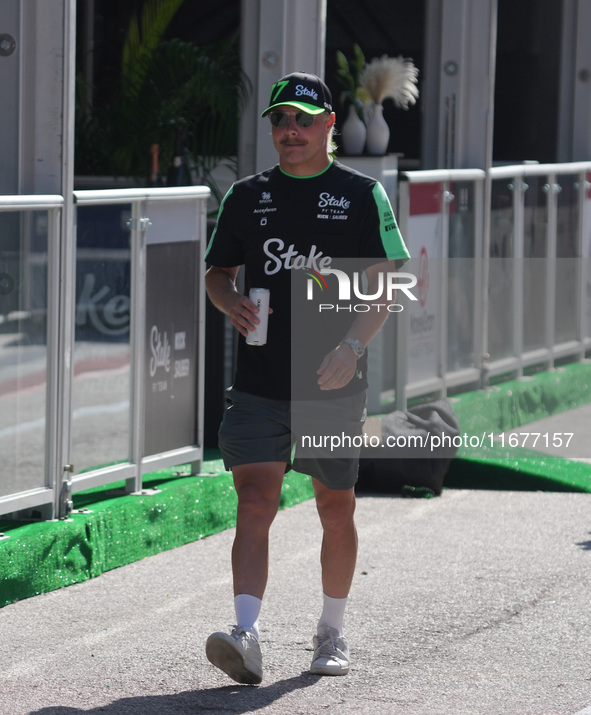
[218,387,367,490]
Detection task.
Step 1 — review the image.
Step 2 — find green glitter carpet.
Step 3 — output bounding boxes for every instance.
[1,362,590,608]
[447,361,591,493]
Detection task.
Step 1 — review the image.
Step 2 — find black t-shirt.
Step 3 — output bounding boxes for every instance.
[205,160,410,400]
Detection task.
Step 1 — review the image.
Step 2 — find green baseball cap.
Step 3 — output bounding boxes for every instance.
[261,72,333,117]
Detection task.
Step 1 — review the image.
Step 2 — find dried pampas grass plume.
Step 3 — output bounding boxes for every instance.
[360,55,419,109]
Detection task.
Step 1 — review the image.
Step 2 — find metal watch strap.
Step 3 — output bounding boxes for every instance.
[342,337,365,358]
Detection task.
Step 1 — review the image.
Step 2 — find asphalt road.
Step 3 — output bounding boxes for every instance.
[1,488,590,715]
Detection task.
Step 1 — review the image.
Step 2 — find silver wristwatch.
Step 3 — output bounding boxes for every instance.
[342,337,365,359]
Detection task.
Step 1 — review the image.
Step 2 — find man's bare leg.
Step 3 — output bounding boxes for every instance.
[313,478,358,598]
[231,461,286,599]
[205,461,285,684]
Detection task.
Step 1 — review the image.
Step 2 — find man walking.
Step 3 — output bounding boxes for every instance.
[204,71,409,684]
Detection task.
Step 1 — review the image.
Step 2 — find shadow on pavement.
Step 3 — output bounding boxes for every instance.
[29,671,321,714]
[576,532,591,550]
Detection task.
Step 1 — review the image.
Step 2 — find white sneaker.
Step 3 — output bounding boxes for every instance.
[206,626,263,684]
[310,624,350,675]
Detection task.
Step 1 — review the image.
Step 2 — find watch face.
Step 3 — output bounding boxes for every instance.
[346,338,364,357]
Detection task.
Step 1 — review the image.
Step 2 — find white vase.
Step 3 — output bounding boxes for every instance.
[340,104,366,155]
[366,103,390,155]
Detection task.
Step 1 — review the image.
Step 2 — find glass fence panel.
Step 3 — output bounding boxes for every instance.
[405,181,443,387]
[489,178,516,360]
[448,181,477,370]
[555,174,580,344]
[0,211,49,496]
[71,204,132,473]
[377,288,399,412]
[373,181,444,409]
[375,328,396,413]
[523,175,549,352]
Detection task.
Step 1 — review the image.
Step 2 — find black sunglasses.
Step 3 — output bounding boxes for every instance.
[268,111,319,128]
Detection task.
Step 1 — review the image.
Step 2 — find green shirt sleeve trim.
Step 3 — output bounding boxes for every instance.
[372,182,410,263]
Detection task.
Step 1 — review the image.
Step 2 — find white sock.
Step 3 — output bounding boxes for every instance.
[234,594,262,639]
[317,593,348,636]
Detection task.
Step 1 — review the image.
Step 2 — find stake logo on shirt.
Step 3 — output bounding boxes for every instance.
[317,192,351,221]
[263,237,332,275]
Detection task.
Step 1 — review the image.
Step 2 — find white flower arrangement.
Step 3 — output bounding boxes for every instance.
[359,55,419,109]
[335,47,420,155]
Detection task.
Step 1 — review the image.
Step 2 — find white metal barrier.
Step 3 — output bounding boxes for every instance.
[0,187,209,520]
[3,163,591,517]
[486,162,591,380]
[387,162,591,410]
[0,195,64,518]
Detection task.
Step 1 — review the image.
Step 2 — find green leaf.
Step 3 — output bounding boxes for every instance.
[122,0,186,96]
[336,50,349,72]
[75,1,250,190]
[353,43,365,73]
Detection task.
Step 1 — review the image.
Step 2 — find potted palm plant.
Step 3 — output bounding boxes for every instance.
[75,0,250,207]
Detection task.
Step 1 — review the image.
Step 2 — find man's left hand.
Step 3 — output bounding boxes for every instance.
[316,344,358,391]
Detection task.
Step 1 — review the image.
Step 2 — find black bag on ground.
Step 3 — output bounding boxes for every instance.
[357,399,460,496]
